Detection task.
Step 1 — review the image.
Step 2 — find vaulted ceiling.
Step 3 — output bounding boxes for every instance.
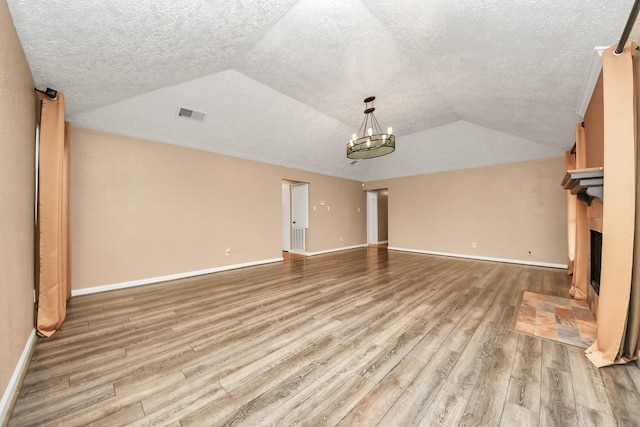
[7,0,636,180]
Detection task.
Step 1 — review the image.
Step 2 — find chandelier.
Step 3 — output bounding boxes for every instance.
[347,96,395,159]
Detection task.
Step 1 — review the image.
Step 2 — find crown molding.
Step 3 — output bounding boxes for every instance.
[576,47,608,118]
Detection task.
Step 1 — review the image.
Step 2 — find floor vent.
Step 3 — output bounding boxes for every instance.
[178,107,207,122]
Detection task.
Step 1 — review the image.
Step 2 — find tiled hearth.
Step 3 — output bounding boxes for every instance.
[514,291,597,348]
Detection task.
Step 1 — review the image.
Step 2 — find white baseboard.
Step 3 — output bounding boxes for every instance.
[71,257,284,297]
[388,247,567,269]
[1,328,37,424]
[291,244,367,257]
[377,240,389,244]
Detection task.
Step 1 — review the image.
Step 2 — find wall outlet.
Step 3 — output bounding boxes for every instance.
[472,242,477,248]
[225,248,231,255]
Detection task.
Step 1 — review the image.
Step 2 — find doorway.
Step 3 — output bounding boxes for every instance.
[367,189,389,246]
[367,191,378,245]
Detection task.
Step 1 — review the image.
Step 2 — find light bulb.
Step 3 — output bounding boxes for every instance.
[387,127,393,134]
[368,128,373,136]
[349,141,354,147]
[366,139,371,147]
[352,133,357,141]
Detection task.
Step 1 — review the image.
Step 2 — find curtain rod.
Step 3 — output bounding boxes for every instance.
[615,0,640,54]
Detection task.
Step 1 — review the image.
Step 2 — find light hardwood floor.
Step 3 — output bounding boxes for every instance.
[9,248,640,426]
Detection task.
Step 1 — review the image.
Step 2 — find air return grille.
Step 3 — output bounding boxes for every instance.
[292,227,305,252]
[177,107,207,122]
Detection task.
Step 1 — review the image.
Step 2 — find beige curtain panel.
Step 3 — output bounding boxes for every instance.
[36,92,71,337]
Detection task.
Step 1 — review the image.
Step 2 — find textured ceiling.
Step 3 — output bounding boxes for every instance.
[7,0,636,180]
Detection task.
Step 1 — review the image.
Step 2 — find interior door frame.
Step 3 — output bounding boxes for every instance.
[282,183,291,251]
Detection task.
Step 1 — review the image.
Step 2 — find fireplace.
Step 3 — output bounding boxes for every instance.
[587,229,603,320]
[590,230,602,294]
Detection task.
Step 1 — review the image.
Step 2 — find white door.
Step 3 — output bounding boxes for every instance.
[291,183,309,252]
[367,191,378,245]
[291,183,309,228]
[282,184,291,251]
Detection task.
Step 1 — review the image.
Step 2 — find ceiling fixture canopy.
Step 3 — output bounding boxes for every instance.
[347,96,395,160]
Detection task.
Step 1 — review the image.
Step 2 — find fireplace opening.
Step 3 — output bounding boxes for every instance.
[590,230,602,294]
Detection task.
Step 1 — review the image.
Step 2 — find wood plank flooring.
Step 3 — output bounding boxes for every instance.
[9,248,640,426]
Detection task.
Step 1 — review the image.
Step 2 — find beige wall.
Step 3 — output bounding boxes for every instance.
[365,157,567,265]
[291,173,366,251]
[0,0,36,406]
[585,72,604,168]
[71,127,366,290]
[585,72,605,230]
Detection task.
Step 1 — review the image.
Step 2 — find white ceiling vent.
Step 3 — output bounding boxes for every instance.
[177,107,207,122]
